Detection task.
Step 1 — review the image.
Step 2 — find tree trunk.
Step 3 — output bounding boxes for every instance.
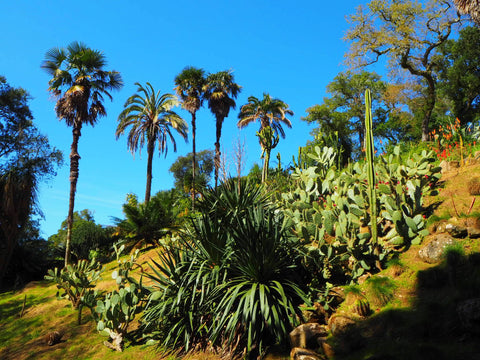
[214,115,224,189]
[145,137,155,204]
[65,123,82,267]
[422,77,436,142]
[191,112,196,211]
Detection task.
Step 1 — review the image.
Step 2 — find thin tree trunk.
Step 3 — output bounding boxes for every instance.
[191,112,196,211]
[145,138,155,203]
[65,124,82,267]
[214,115,224,189]
[422,77,436,142]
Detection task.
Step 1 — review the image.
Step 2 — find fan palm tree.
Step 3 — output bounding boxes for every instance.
[116,82,188,203]
[204,70,241,188]
[454,0,480,25]
[174,67,206,210]
[237,93,293,182]
[41,42,123,266]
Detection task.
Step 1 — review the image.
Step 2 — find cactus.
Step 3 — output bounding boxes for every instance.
[45,258,103,324]
[365,89,378,249]
[94,245,147,351]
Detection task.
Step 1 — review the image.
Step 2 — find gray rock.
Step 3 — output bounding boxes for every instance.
[418,234,456,263]
[289,323,328,350]
[445,223,468,238]
[467,227,480,238]
[290,347,327,360]
[439,160,460,173]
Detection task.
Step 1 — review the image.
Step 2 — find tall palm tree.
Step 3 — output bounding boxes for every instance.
[204,70,241,188]
[116,82,188,204]
[174,67,206,210]
[454,0,480,25]
[237,93,293,182]
[42,42,123,266]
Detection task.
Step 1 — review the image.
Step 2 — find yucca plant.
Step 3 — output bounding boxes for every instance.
[212,207,309,358]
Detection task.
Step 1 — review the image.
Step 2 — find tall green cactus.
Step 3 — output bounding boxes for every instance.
[365,89,378,248]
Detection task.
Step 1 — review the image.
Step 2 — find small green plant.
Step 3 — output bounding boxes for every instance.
[365,277,396,308]
[45,258,102,324]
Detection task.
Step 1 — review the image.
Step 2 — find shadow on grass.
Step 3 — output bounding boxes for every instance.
[331,251,480,360]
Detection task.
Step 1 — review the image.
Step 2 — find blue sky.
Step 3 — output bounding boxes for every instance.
[1,1,366,238]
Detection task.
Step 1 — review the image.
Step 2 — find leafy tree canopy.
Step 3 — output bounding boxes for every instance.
[48,209,112,261]
[437,26,480,125]
[344,0,462,140]
[169,149,214,194]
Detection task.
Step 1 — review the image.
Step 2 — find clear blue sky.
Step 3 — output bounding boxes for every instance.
[1,1,366,238]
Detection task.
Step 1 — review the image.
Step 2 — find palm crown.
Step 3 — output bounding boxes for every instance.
[238,93,293,141]
[116,82,188,202]
[42,41,123,127]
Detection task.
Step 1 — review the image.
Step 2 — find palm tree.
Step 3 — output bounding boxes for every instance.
[116,82,188,203]
[42,42,123,266]
[237,93,293,182]
[454,0,480,25]
[174,67,206,210]
[204,70,241,188]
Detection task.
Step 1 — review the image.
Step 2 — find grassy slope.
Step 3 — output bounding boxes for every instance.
[1,163,480,359]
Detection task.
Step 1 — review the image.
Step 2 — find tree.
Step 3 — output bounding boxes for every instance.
[454,0,480,25]
[437,26,480,125]
[169,149,214,196]
[204,70,241,188]
[42,42,122,266]
[302,71,390,158]
[345,0,461,141]
[116,82,188,203]
[114,192,179,251]
[237,93,293,182]
[0,76,62,288]
[174,67,206,211]
[48,209,112,261]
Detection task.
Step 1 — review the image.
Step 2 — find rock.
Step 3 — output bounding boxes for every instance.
[44,331,62,346]
[434,222,447,234]
[439,160,460,173]
[357,273,371,284]
[418,234,456,263]
[321,341,335,359]
[302,303,329,324]
[445,223,468,238]
[467,227,480,238]
[289,323,328,350]
[457,298,480,334]
[327,314,356,336]
[290,347,327,360]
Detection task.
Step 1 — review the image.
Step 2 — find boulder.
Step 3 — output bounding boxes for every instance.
[418,234,456,264]
[445,223,468,238]
[467,227,480,238]
[290,347,327,360]
[327,314,356,336]
[289,323,328,350]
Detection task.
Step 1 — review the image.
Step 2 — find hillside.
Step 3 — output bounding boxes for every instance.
[1,162,480,360]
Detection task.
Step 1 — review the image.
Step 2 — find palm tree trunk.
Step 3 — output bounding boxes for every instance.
[214,115,223,188]
[191,112,196,211]
[65,124,82,267]
[145,138,155,203]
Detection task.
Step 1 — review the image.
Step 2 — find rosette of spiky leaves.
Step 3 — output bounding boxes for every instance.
[142,212,231,353]
[212,206,309,358]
